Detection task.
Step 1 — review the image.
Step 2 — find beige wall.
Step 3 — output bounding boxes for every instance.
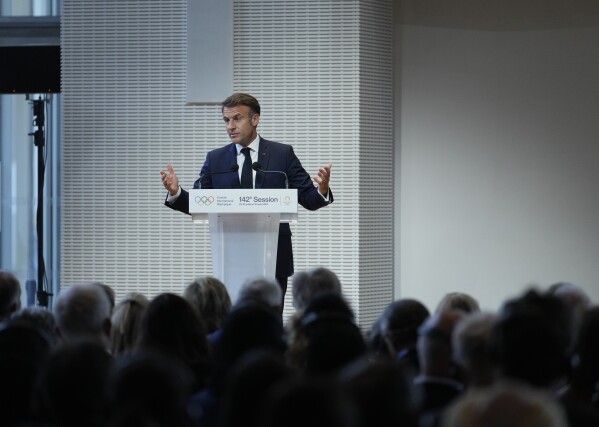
[394,1,599,311]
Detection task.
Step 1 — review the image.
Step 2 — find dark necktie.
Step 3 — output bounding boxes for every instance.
[240,147,253,188]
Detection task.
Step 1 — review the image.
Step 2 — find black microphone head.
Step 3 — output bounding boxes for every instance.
[230,163,239,172]
[252,162,263,171]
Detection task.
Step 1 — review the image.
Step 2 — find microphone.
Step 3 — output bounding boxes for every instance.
[197,163,239,189]
[252,162,289,189]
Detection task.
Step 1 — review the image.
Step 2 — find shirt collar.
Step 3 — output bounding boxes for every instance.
[236,134,260,155]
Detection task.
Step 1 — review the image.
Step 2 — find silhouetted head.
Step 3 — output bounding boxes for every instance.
[0,271,21,322]
[214,300,286,388]
[107,352,193,427]
[340,358,416,427]
[138,293,211,389]
[370,298,430,360]
[300,293,366,375]
[262,377,357,427]
[491,289,573,388]
[35,340,113,427]
[0,321,51,425]
[219,350,294,427]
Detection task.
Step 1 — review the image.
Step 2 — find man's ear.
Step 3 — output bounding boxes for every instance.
[252,113,260,127]
[103,318,112,338]
[9,300,20,315]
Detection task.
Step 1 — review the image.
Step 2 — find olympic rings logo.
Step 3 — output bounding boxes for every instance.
[195,196,215,205]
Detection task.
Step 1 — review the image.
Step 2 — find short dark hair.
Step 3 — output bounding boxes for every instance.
[491,289,572,387]
[221,92,261,115]
[0,271,21,320]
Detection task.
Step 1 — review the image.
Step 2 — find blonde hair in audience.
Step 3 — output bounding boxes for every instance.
[111,292,149,356]
[184,276,231,333]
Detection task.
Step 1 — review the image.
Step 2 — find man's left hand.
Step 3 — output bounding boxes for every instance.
[313,163,332,196]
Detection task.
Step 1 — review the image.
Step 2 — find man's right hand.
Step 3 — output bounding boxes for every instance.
[160,164,179,196]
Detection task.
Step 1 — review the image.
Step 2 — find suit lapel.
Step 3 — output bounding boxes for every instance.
[256,137,270,189]
[227,143,240,188]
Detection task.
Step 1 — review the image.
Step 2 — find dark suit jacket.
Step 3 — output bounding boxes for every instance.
[165,137,333,278]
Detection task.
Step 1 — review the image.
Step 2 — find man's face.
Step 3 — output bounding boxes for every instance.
[223,104,260,147]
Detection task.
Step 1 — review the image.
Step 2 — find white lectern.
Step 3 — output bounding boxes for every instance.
[189,189,298,302]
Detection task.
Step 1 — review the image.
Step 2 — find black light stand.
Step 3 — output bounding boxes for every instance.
[30,97,51,307]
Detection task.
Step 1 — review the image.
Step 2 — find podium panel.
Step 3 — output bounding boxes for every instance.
[209,213,280,302]
[189,189,297,302]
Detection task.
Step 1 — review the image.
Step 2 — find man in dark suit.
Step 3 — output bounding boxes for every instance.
[161,93,333,299]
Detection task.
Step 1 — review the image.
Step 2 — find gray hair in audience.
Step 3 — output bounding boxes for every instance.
[53,283,112,342]
[442,381,568,427]
[0,271,21,321]
[436,292,480,314]
[238,277,282,308]
[547,282,591,309]
[548,281,591,347]
[292,267,342,310]
[183,276,231,333]
[92,282,116,313]
[452,312,496,387]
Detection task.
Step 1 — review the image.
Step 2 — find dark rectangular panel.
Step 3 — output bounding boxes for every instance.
[0,45,60,93]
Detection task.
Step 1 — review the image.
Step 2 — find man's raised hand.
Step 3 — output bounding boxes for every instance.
[160,164,179,196]
[313,163,332,196]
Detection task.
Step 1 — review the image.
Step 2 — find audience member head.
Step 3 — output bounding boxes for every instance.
[340,358,416,427]
[300,293,366,375]
[92,282,116,313]
[442,381,568,427]
[138,293,211,390]
[237,276,282,311]
[214,300,286,389]
[0,321,51,426]
[219,350,294,427]
[436,292,480,314]
[110,292,149,356]
[548,282,591,310]
[11,305,59,346]
[370,298,430,362]
[262,377,357,427]
[107,352,193,427]
[417,310,464,379]
[570,306,599,390]
[0,270,21,322]
[452,312,497,387]
[548,281,591,347]
[34,340,113,427]
[183,276,231,334]
[53,283,112,346]
[491,289,573,388]
[292,267,342,311]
